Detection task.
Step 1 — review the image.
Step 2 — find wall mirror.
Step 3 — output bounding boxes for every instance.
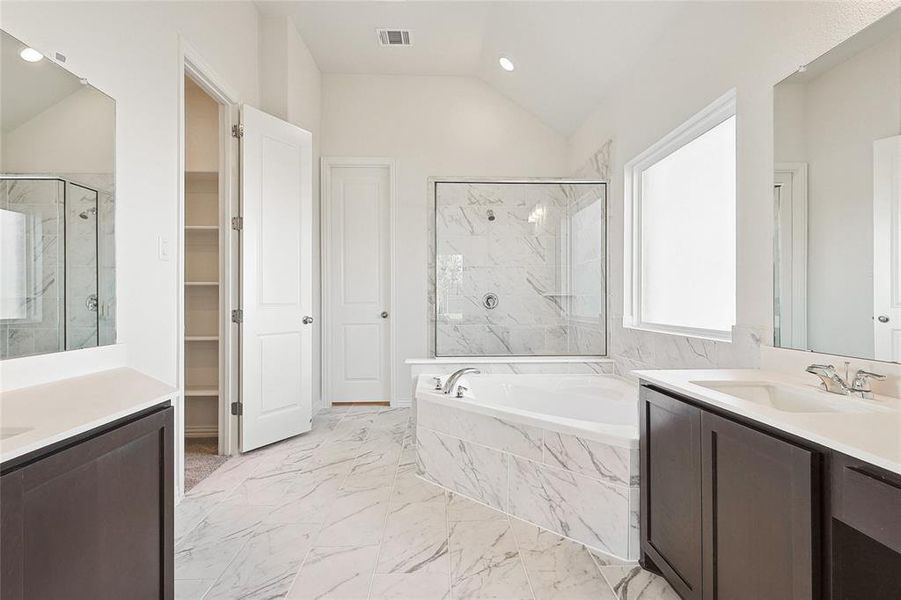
[773,9,901,362]
[1,29,116,360]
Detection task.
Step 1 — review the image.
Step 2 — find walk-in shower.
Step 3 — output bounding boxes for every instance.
[0,176,115,358]
[430,180,607,357]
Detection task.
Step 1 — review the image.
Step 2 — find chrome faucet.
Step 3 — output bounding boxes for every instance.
[806,364,886,398]
[443,368,480,394]
[805,364,851,395]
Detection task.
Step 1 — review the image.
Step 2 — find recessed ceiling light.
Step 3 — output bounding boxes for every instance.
[498,56,515,72]
[19,47,43,63]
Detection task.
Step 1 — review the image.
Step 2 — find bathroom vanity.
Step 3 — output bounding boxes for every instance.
[0,368,175,599]
[637,369,901,600]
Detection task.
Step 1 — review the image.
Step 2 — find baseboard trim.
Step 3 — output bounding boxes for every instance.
[185,425,218,439]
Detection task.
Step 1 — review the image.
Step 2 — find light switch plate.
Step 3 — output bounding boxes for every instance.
[158,235,170,261]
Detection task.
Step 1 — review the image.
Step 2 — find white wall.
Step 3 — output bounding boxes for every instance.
[258,15,324,410]
[567,1,901,375]
[321,74,568,401]
[1,1,260,387]
[2,86,114,175]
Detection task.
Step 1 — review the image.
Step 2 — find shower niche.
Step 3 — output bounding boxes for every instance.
[431,180,607,357]
[0,29,116,359]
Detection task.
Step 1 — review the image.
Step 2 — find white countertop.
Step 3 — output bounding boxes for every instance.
[634,369,901,476]
[0,367,176,465]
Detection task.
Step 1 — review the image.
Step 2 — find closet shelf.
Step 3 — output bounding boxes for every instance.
[185,387,218,397]
[185,281,219,287]
[185,335,219,342]
[185,225,219,231]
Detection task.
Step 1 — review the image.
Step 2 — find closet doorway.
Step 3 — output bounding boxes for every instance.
[183,75,226,490]
[178,52,240,495]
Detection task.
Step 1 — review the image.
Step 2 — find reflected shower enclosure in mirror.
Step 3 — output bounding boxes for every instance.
[0,29,116,360]
[433,181,607,357]
[773,9,901,362]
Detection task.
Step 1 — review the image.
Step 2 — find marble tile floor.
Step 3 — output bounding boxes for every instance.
[175,406,677,600]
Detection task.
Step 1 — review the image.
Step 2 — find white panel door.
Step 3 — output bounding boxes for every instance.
[873,136,901,361]
[240,105,313,451]
[326,163,391,403]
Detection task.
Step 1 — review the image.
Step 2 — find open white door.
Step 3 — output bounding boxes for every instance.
[239,105,313,451]
[873,136,901,362]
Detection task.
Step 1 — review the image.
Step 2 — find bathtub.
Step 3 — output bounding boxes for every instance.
[414,373,640,561]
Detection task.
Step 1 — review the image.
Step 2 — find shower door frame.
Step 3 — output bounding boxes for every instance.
[429,177,609,358]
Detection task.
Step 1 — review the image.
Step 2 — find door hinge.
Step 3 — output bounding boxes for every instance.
[231,123,244,138]
[231,216,243,231]
[231,309,243,323]
[230,401,243,416]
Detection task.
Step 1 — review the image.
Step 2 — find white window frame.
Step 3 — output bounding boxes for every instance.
[623,89,737,342]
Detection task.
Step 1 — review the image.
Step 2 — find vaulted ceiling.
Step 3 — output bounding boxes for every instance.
[256,1,686,134]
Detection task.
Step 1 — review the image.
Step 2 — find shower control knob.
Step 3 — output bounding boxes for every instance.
[878,315,890,323]
[380,311,389,319]
[302,316,314,325]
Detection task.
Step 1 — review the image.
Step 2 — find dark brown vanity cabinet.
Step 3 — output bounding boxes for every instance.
[640,385,818,600]
[0,404,174,600]
[700,411,817,600]
[639,387,704,600]
[641,383,901,600]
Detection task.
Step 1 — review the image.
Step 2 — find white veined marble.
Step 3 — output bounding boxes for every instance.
[414,373,640,560]
[174,406,675,599]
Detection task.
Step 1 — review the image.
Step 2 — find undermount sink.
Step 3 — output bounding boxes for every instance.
[691,381,890,414]
[0,426,33,441]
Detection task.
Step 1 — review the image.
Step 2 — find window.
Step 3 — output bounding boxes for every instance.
[623,90,736,340]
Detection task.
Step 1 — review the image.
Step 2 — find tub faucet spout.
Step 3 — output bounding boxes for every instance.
[443,368,480,394]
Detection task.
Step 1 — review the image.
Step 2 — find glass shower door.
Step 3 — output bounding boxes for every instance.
[64,181,100,350]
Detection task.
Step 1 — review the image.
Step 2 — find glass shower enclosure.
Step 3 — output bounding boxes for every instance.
[0,177,112,358]
[432,180,607,357]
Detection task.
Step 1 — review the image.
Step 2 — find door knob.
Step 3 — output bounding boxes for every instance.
[302,316,314,325]
[878,315,890,323]
[380,311,389,319]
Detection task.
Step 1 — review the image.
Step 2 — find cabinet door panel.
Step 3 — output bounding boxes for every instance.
[701,411,817,600]
[0,406,173,600]
[640,387,703,600]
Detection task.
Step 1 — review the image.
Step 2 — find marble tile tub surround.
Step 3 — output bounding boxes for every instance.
[175,405,675,600]
[428,179,608,358]
[415,393,640,561]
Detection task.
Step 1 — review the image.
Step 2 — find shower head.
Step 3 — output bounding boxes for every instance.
[78,207,97,220]
[487,209,496,222]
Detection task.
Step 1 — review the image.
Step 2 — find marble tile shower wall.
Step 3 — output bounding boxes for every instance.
[415,396,640,561]
[430,181,607,357]
[573,140,764,377]
[0,179,65,358]
[61,173,116,349]
[0,175,114,358]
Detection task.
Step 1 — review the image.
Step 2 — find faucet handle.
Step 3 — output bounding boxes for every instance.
[455,385,468,398]
[432,376,443,390]
[854,369,886,382]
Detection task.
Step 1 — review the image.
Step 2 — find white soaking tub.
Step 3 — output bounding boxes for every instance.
[414,373,640,561]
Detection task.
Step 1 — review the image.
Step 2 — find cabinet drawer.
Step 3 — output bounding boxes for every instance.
[834,459,901,554]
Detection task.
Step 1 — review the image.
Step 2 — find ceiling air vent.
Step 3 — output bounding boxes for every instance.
[376,29,412,47]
